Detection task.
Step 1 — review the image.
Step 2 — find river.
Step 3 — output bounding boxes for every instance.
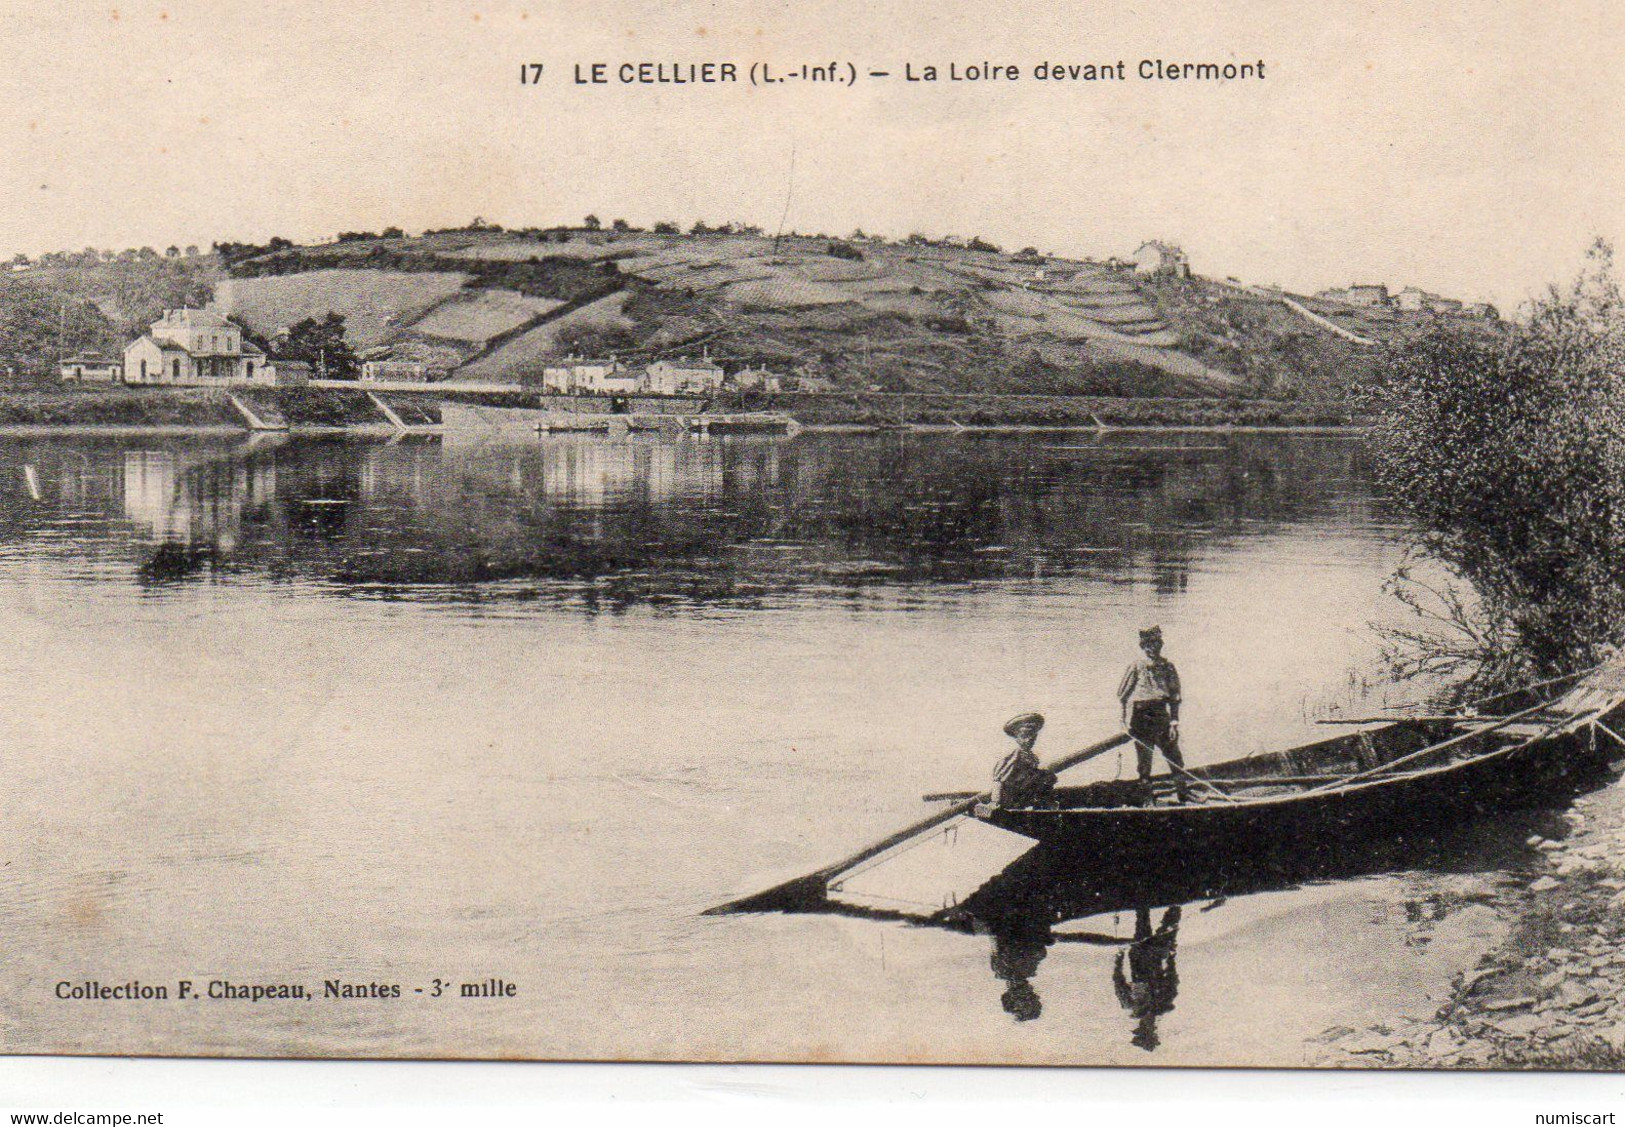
[0,429,1532,1065]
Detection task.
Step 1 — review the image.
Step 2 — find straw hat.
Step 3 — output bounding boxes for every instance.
[1003,712,1045,737]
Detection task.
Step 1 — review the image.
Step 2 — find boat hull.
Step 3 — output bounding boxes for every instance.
[983,724,1614,874]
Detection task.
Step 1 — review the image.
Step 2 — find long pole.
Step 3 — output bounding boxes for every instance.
[705,731,1130,914]
[1304,697,1557,794]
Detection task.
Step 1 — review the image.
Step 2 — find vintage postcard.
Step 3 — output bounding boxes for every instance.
[2,0,1624,1074]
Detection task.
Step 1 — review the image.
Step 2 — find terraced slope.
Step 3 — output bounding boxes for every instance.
[200,229,1419,400]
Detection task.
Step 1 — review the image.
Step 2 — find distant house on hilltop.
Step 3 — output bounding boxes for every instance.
[123,307,269,385]
[1393,286,1430,311]
[1131,241,1190,278]
[1395,286,1475,315]
[1318,284,1391,308]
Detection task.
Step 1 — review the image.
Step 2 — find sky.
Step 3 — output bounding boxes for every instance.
[1,0,1621,309]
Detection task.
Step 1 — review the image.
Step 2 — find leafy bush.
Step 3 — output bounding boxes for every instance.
[1365,241,1625,677]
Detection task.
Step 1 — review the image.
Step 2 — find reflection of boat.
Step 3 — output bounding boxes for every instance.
[686,413,801,436]
[710,661,1625,915]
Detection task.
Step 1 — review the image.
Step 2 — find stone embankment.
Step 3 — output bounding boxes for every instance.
[1314,768,1625,1069]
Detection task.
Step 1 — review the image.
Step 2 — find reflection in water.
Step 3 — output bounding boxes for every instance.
[990,916,1051,1022]
[1112,906,1181,1051]
[0,429,1532,1062]
[924,791,1578,1045]
[0,430,1381,608]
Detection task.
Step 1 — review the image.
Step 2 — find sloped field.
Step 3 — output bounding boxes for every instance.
[407,289,563,343]
[220,270,469,348]
[451,291,634,380]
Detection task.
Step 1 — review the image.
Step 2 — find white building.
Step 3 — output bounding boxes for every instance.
[123,307,269,385]
[540,357,632,394]
[60,353,123,383]
[729,367,782,392]
[1131,241,1190,278]
[361,359,429,383]
[264,359,313,386]
[645,355,725,395]
[1394,286,1430,312]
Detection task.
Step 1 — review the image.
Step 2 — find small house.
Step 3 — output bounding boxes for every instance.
[60,353,123,383]
[1318,284,1391,308]
[645,355,725,395]
[264,359,313,387]
[1131,241,1191,278]
[540,357,628,394]
[729,367,782,392]
[361,359,430,383]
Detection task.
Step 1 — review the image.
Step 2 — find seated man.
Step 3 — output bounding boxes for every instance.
[992,712,1058,809]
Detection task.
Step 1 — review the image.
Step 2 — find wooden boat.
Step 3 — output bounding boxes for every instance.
[708,659,1625,916]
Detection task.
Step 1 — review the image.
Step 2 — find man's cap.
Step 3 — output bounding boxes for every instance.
[1003,711,1045,737]
[1138,625,1163,642]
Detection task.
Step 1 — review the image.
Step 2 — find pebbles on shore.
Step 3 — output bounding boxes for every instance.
[1314,783,1625,1069]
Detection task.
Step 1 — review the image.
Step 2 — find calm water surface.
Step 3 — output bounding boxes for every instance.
[0,430,1539,1064]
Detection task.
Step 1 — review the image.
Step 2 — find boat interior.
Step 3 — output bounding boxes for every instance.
[1042,666,1625,810]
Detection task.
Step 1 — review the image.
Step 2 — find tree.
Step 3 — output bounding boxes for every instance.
[583,214,602,231]
[184,245,199,257]
[652,221,678,234]
[1366,240,1625,680]
[165,246,180,257]
[274,313,358,378]
[381,226,404,239]
[611,218,632,232]
[555,322,636,357]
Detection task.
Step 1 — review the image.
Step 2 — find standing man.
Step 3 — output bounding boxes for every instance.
[1117,626,1186,804]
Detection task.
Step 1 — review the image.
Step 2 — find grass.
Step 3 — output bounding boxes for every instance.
[222,270,470,348]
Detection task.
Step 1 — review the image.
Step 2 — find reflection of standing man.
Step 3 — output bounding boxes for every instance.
[1118,625,1186,804]
[1112,905,1182,1051]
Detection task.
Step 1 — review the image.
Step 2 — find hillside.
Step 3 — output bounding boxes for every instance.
[0,226,1487,400]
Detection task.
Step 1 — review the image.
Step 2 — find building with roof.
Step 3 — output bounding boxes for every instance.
[59,353,123,383]
[1318,284,1392,308]
[361,359,430,383]
[645,355,725,395]
[540,357,633,394]
[263,359,313,386]
[123,307,269,385]
[1131,241,1190,278]
[728,367,783,392]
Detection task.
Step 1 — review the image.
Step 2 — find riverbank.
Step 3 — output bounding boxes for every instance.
[1315,763,1625,1070]
[0,385,1357,431]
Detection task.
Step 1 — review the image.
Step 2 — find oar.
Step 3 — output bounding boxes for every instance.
[1315,714,1487,725]
[704,732,1131,915]
[1303,696,1557,794]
